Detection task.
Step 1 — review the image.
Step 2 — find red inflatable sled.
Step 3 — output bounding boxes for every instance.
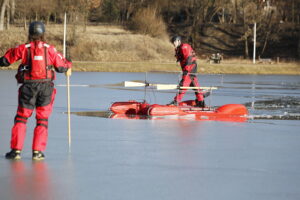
[110,100,248,122]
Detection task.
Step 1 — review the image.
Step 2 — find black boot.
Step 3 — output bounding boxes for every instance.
[203,91,211,98]
[5,149,22,160]
[168,100,178,106]
[32,150,45,161]
[195,100,206,108]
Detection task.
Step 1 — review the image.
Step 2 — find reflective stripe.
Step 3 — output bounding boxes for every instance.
[23,79,52,83]
[16,115,28,120]
[34,56,43,60]
[15,120,27,124]
[37,123,48,128]
[37,119,48,121]
[26,43,49,48]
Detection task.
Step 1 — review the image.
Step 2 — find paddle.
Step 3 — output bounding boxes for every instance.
[124,81,152,87]
[124,81,217,90]
[156,84,217,90]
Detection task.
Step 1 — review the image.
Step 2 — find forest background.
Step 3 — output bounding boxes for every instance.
[0,0,299,74]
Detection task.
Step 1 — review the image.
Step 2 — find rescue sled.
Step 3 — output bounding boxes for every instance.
[110,100,248,122]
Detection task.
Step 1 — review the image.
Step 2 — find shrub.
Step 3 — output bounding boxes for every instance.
[128,7,168,39]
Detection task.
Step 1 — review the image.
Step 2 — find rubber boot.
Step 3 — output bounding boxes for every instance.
[5,149,22,160]
[32,150,45,161]
[168,100,178,106]
[195,100,206,108]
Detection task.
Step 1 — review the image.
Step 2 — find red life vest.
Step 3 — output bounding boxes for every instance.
[16,42,54,83]
[175,43,197,73]
[175,43,197,68]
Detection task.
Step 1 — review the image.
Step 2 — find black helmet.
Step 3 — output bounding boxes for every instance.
[29,21,45,36]
[170,35,181,43]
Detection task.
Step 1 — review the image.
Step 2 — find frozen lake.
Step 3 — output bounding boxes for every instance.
[0,70,300,200]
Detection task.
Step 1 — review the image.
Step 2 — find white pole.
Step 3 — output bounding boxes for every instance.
[63,12,71,149]
[253,22,256,64]
[63,13,66,57]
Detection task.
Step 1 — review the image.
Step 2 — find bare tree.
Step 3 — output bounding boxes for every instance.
[5,0,9,29]
[0,0,9,31]
[79,0,102,31]
[298,37,300,58]
[240,1,257,58]
[9,0,14,23]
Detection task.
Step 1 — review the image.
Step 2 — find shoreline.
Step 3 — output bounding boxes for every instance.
[1,61,300,75]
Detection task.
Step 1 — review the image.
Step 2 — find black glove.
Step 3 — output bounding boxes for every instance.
[66,56,72,62]
[65,46,72,62]
[0,56,10,67]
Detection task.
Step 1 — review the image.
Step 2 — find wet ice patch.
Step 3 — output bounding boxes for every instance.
[245,96,300,120]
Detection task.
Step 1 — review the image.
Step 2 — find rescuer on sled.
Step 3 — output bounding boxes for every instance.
[168,36,205,107]
[0,21,72,160]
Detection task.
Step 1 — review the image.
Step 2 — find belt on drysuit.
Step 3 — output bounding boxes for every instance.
[18,65,54,83]
[182,61,197,76]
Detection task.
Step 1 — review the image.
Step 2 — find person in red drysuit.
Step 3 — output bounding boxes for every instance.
[0,21,72,160]
[168,36,205,107]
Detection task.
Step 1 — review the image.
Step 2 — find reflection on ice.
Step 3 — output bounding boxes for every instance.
[8,161,53,200]
[72,110,300,121]
[71,110,249,122]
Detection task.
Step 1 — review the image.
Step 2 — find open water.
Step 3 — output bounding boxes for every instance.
[0,70,299,200]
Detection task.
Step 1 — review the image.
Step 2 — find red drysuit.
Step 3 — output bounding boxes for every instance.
[173,43,203,102]
[0,41,71,151]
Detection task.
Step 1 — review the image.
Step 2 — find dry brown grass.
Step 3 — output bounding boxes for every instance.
[1,24,299,75]
[2,58,300,75]
[0,24,174,62]
[199,61,300,75]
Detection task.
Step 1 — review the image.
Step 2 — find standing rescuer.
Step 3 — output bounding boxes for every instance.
[0,21,72,160]
[169,36,205,107]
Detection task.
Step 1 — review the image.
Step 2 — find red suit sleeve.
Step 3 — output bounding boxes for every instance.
[3,45,25,65]
[48,46,72,73]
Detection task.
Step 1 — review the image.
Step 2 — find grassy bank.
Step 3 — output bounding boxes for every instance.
[70,60,300,75]
[3,60,299,75]
[1,24,299,75]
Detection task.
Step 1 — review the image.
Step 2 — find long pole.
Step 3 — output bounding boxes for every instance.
[253,22,256,64]
[63,12,71,149]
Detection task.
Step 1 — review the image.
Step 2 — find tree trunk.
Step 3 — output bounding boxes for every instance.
[54,12,57,23]
[24,17,26,30]
[10,0,14,23]
[260,32,270,56]
[292,0,295,23]
[0,0,9,31]
[6,5,9,29]
[47,13,50,25]
[243,6,248,58]
[222,7,225,23]
[244,37,249,59]
[297,37,300,59]
[83,12,87,33]
[233,0,237,24]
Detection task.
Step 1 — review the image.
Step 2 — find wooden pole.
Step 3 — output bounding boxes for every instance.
[63,12,71,149]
